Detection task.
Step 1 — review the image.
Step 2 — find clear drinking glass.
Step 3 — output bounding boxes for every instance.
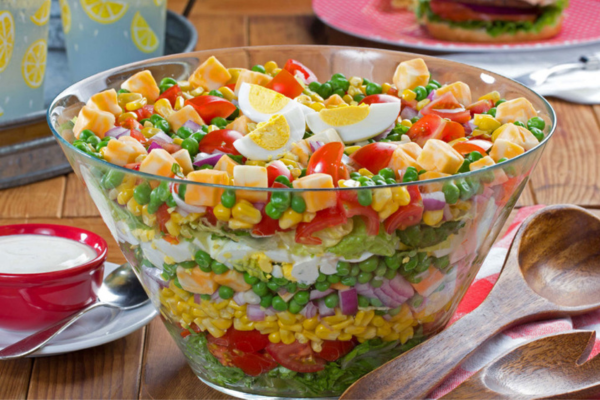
[60,0,167,82]
[0,0,50,122]
[48,46,556,399]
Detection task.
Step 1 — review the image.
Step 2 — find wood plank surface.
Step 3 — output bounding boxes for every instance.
[0,177,66,219]
[0,359,34,400]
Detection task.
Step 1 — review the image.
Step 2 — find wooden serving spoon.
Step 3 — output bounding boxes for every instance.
[442,330,600,399]
[340,204,600,400]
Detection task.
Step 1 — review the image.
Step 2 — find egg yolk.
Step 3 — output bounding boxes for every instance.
[319,104,370,126]
[248,84,290,114]
[248,114,290,150]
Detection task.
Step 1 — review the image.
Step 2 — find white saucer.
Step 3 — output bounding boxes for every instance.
[0,262,158,357]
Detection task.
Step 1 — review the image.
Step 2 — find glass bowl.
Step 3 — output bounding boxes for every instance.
[48,45,555,399]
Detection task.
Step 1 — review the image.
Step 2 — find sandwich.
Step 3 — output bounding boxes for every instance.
[416,0,568,43]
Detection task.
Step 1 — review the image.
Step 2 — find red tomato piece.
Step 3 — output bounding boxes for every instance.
[205,207,218,226]
[207,343,235,367]
[387,87,399,97]
[134,104,154,120]
[407,114,446,147]
[225,83,236,91]
[149,138,182,154]
[157,85,182,107]
[163,234,179,245]
[384,186,424,235]
[207,329,234,347]
[441,121,466,142]
[229,329,270,353]
[349,142,397,175]
[295,204,347,245]
[124,162,140,170]
[252,201,286,236]
[430,1,537,22]
[452,139,493,156]
[121,118,143,131]
[231,351,278,376]
[317,340,356,362]
[307,142,345,183]
[185,95,236,123]
[266,341,326,373]
[199,129,243,155]
[129,129,147,144]
[283,59,318,84]
[467,99,493,116]
[267,69,304,99]
[421,92,471,124]
[359,94,401,105]
[340,200,380,236]
[401,98,418,110]
[267,160,292,187]
[156,204,170,234]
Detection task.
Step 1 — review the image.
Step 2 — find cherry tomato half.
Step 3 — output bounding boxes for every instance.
[199,129,243,155]
[406,114,446,147]
[185,95,237,122]
[421,92,471,124]
[134,104,154,120]
[452,139,493,156]
[441,120,466,142]
[467,99,493,116]
[231,351,278,376]
[267,69,304,99]
[267,160,292,187]
[340,200,380,237]
[384,186,423,235]
[229,328,270,353]
[266,341,326,373]
[359,94,401,105]
[295,203,347,245]
[157,85,182,107]
[307,142,345,183]
[317,340,356,362]
[349,142,397,175]
[283,59,318,84]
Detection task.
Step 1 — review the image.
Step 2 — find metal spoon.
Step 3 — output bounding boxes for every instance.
[0,263,149,359]
[341,205,600,399]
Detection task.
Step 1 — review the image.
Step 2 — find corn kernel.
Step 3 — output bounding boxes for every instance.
[207,125,219,132]
[126,197,143,216]
[349,77,363,87]
[177,80,191,91]
[206,326,225,338]
[331,319,354,330]
[118,92,142,108]
[279,209,303,229]
[143,120,154,128]
[190,87,204,97]
[218,86,236,101]
[296,95,312,106]
[423,210,444,226]
[401,89,417,102]
[309,102,325,112]
[342,94,353,104]
[347,86,361,97]
[399,326,414,344]
[479,91,501,103]
[141,127,163,138]
[344,325,366,335]
[303,317,320,331]
[315,324,340,340]
[472,129,491,138]
[272,67,282,76]
[360,85,367,94]
[182,92,194,100]
[361,326,377,340]
[264,61,278,73]
[295,332,309,344]
[401,119,412,128]
[117,189,134,205]
[268,331,281,344]
[372,187,392,212]
[255,321,278,331]
[278,320,303,333]
[173,137,183,145]
[279,158,299,168]
[377,325,392,337]
[174,96,185,111]
[310,93,324,103]
[233,318,254,331]
[280,329,296,344]
[344,145,361,155]
[391,186,411,206]
[383,332,401,341]
[125,97,147,111]
[117,112,138,124]
[382,83,392,94]
[358,168,374,178]
[291,168,302,178]
[277,311,296,325]
[165,219,180,237]
[154,98,174,118]
[232,200,262,224]
[213,203,231,221]
[245,160,266,167]
[371,315,386,327]
[311,340,323,353]
[416,98,430,111]
[338,332,353,341]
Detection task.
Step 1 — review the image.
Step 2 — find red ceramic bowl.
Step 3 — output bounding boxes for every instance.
[0,224,107,331]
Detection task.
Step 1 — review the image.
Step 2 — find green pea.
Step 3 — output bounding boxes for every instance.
[308,81,321,92]
[159,84,173,94]
[487,107,497,117]
[273,277,288,286]
[177,126,194,139]
[101,170,125,190]
[429,79,441,88]
[149,114,166,125]
[219,286,234,299]
[270,191,291,211]
[350,264,360,277]
[341,276,357,286]
[468,151,483,163]
[79,129,95,141]
[332,73,346,80]
[155,181,170,202]
[442,182,460,204]
[298,283,310,289]
[117,89,130,94]
[353,94,365,103]
[173,276,183,289]
[211,261,229,275]
[178,184,187,200]
[316,82,332,99]
[402,166,419,183]
[357,176,372,185]
[146,201,159,215]
[359,256,379,272]
[288,299,303,314]
[371,278,383,288]
[243,272,259,285]
[264,202,282,219]
[155,119,170,133]
[324,293,339,309]
[332,88,344,97]
[327,274,340,284]
[272,296,288,311]
[252,282,268,297]
[294,291,310,305]
[357,189,372,206]
[221,189,236,208]
[495,98,506,106]
[458,160,471,174]
[497,157,508,163]
[192,132,206,142]
[75,142,93,153]
[315,280,331,292]
[384,268,397,280]
[290,195,306,213]
[530,127,544,142]
[371,298,383,307]
[133,182,152,205]
[513,121,526,128]
[200,294,212,301]
[350,172,361,179]
[357,271,373,284]
[332,77,349,92]
[372,175,385,185]
[275,175,292,188]
[425,83,438,94]
[267,281,279,292]
[365,82,382,96]
[527,116,545,130]
[166,193,177,208]
[414,86,428,101]
[286,282,297,293]
[434,255,450,272]
[378,168,395,180]
[179,261,196,269]
[251,64,266,73]
[384,253,401,270]
[336,261,350,276]
[96,140,109,151]
[375,264,387,277]
[260,294,273,308]
[181,137,199,157]
[208,90,224,98]
[86,135,101,147]
[404,256,418,272]
[358,295,370,308]
[211,117,228,128]
[160,77,178,87]
[299,168,307,178]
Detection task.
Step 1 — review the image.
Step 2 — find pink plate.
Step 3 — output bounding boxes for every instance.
[313,0,600,52]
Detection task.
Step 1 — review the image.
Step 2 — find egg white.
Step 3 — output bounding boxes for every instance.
[306,102,400,144]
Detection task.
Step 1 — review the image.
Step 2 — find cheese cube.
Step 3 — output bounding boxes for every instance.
[390,143,422,178]
[177,267,218,295]
[171,149,194,175]
[469,156,495,171]
[139,149,178,178]
[495,97,537,124]
[234,70,273,95]
[103,136,147,166]
[492,123,538,151]
[292,173,336,213]
[418,171,450,193]
[167,105,204,133]
[86,89,122,117]
[185,169,229,207]
[416,139,464,175]
[121,70,160,103]
[214,154,239,177]
[393,58,429,92]
[435,81,472,107]
[190,56,232,91]
[225,115,252,135]
[233,165,268,203]
[489,139,525,162]
[73,106,116,139]
[290,140,311,165]
[324,94,345,107]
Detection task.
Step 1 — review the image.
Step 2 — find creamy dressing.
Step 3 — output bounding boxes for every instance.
[0,235,97,274]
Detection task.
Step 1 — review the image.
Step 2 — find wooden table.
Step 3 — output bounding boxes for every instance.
[1,1,600,399]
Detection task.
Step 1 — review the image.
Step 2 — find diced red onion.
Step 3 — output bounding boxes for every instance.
[299,301,318,319]
[247,304,266,321]
[400,106,418,121]
[355,282,375,298]
[265,306,277,316]
[152,131,174,143]
[380,280,409,304]
[339,288,358,316]
[116,130,132,139]
[211,290,221,302]
[422,192,447,211]
[383,314,392,321]
[309,140,324,152]
[194,294,203,303]
[373,287,396,307]
[182,120,203,133]
[427,90,437,101]
[318,299,335,316]
[233,291,246,306]
[389,275,415,299]
[193,153,223,167]
[443,204,453,221]
[170,186,206,215]
[310,288,333,300]
[278,287,288,296]
[142,266,168,289]
[106,126,130,138]
[147,142,163,153]
[464,120,476,135]
[373,123,394,141]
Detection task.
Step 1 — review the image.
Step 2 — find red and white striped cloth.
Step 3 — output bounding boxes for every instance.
[431,205,600,398]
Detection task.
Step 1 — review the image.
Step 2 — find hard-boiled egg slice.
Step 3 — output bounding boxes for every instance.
[234,114,296,161]
[305,102,400,144]
[238,83,305,137]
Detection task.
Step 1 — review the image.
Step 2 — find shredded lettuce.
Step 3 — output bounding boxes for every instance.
[328,218,399,259]
[417,0,568,37]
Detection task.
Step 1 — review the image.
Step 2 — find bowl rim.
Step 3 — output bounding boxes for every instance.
[0,223,108,281]
[47,44,557,193]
